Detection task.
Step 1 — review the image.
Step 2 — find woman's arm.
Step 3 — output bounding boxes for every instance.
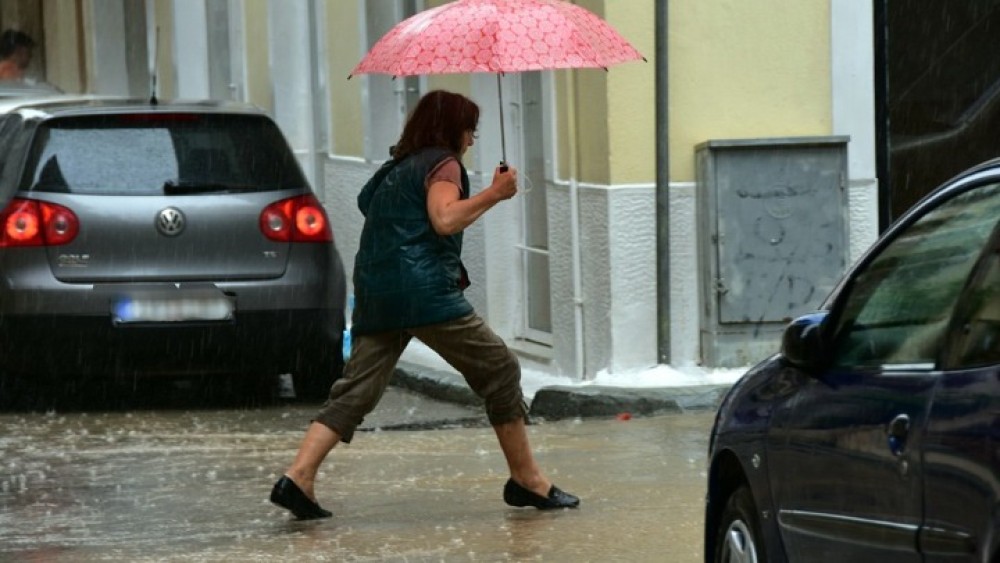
[427,165,518,235]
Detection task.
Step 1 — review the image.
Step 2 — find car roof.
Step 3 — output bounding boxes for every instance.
[0,95,269,120]
[919,156,1000,204]
[0,80,63,98]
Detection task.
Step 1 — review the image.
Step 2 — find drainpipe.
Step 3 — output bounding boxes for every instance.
[655,0,671,364]
[146,0,157,101]
[566,71,586,380]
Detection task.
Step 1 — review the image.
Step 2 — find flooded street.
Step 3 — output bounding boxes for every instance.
[0,388,713,562]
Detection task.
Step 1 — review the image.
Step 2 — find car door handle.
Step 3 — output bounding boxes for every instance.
[887,413,910,456]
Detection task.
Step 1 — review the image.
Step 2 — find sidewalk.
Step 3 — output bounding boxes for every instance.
[389,343,745,420]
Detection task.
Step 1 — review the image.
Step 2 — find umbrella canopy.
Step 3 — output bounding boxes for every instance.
[350,0,644,164]
[350,0,644,77]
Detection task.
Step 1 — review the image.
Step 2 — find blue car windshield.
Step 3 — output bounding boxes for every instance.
[21,113,308,195]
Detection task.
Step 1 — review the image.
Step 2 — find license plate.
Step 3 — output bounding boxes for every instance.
[113,296,234,324]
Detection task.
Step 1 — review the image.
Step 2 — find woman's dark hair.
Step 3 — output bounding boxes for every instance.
[391,90,479,159]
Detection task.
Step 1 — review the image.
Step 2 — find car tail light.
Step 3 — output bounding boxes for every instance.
[0,198,79,247]
[259,194,333,243]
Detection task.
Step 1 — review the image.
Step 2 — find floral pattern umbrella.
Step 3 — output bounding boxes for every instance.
[351,0,644,76]
[350,0,645,163]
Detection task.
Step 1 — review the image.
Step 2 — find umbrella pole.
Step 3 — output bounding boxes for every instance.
[497,74,508,169]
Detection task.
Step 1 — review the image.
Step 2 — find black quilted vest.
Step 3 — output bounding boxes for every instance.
[351,148,473,334]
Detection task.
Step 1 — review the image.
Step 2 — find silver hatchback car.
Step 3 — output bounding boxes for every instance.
[0,96,346,403]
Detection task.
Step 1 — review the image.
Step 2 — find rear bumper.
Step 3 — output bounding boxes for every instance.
[0,254,346,315]
[0,308,344,378]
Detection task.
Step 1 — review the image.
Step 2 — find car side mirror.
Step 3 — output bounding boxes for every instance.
[781,312,830,372]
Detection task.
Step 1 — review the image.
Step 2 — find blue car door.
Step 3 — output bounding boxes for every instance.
[768,182,1000,562]
[769,367,936,562]
[920,218,1000,562]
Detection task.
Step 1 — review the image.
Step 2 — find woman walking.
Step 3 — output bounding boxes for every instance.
[270,90,579,519]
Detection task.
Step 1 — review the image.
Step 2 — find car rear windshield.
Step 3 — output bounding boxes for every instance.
[21,112,308,195]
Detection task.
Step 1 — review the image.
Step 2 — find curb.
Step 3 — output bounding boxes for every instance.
[391,361,732,421]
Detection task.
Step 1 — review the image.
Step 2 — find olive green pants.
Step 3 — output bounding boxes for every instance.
[313,313,526,443]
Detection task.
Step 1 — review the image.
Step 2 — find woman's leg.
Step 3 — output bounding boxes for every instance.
[492,416,550,495]
[275,330,410,511]
[284,421,341,502]
[413,314,577,507]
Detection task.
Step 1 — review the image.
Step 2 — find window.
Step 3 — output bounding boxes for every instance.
[519,71,552,342]
[833,183,1000,369]
[22,114,306,195]
[945,223,1000,368]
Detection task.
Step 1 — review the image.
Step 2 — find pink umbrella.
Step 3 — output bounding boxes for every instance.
[350,0,645,165]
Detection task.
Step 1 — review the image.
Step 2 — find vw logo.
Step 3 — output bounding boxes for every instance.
[156,207,186,237]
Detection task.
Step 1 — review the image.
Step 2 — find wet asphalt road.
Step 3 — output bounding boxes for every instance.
[0,384,714,562]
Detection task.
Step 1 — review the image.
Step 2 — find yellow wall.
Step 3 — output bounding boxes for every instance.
[328,0,472,159]
[153,0,174,99]
[328,1,363,156]
[244,0,271,113]
[557,0,651,185]
[606,1,655,185]
[41,0,82,93]
[669,0,832,181]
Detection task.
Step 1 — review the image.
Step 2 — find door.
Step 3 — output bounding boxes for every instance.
[518,71,552,344]
[921,217,1000,562]
[768,181,1000,561]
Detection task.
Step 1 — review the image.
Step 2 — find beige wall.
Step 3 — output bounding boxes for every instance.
[326,0,473,160]
[328,1,362,156]
[40,0,82,93]
[152,0,174,99]
[606,1,655,185]
[669,0,832,181]
[556,0,652,186]
[244,0,271,113]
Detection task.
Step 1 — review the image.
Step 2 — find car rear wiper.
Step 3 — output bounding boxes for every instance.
[162,180,254,195]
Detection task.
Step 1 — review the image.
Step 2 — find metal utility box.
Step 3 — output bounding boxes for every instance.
[696,136,850,367]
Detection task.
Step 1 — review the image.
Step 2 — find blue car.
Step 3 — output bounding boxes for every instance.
[705,159,999,562]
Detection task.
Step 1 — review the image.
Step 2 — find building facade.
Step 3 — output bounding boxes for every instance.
[7,0,878,381]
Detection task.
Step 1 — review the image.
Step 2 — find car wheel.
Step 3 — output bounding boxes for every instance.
[714,485,766,563]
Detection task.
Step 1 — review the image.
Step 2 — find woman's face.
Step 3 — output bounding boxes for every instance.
[462,129,477,155]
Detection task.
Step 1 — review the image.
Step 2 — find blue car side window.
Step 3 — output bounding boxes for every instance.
[944,223,1000,369]
[832,183,1000,370]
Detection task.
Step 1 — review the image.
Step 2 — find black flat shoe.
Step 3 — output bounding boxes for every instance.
[270,475,333,520]
[503,478,580,510]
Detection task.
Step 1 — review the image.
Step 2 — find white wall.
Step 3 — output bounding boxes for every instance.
[832,0,879,262]
[171,0,209,99]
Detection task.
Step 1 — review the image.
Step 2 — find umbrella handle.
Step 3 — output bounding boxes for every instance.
[497,75,508,174]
